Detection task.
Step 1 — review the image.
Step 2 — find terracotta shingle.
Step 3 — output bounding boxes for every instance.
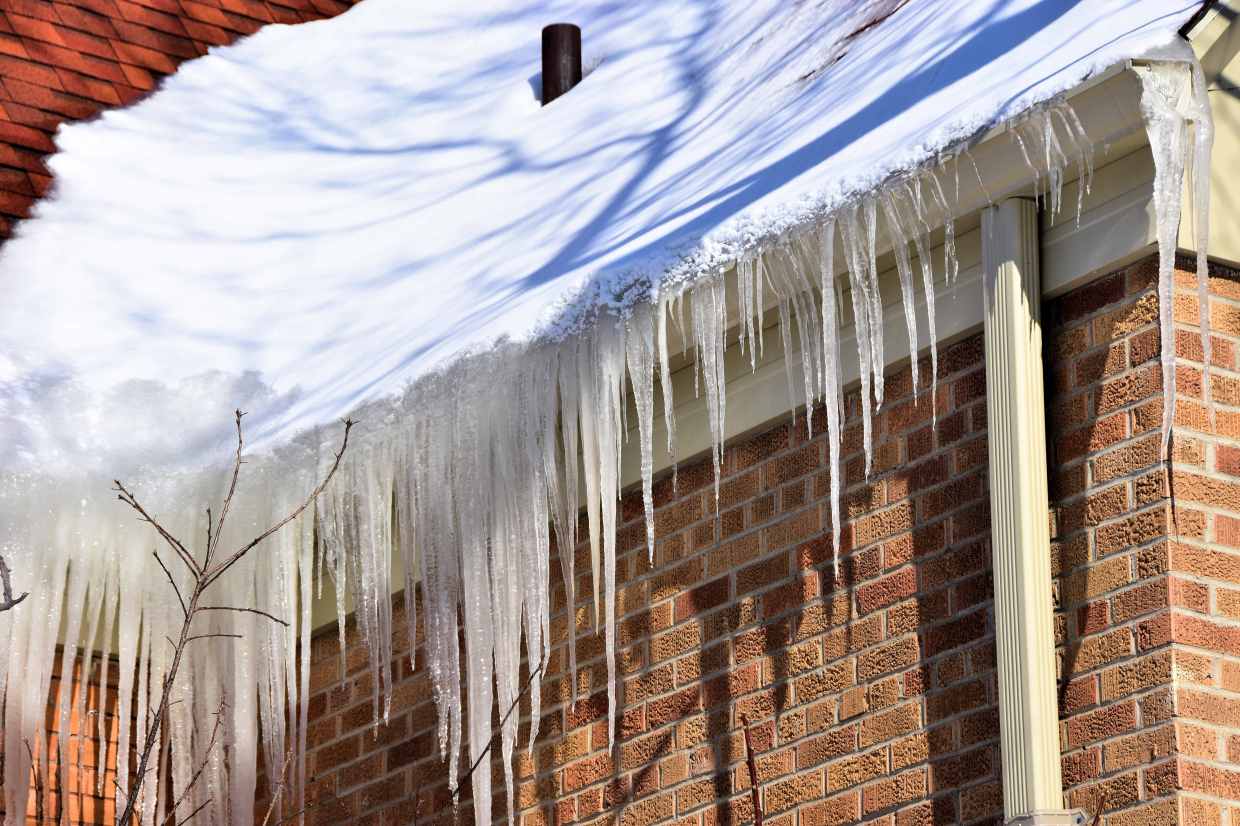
[112,0,192,38]
[0,0,359,234]
[51,3,122,39]
[3,77,98,119]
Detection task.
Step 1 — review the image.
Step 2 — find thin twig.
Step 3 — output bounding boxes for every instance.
[270,793,339,826]
[200,605,289,627]
[0,554,28,611]
[260,749,298,826]
[153,551,189,619]
[202,418,354,589]
[113,481,200,576]
[185,633,244,644]
[175,798,213,826]
[741,716,763,826]
[1090,788,1108,826]
[25,740,43,825]
[449,660,544,800]
[162,700,228,826]
[206,410,247,566]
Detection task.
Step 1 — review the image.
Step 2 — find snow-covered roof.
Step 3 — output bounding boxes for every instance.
[0,0,1203,471]
[0,4,1215,824]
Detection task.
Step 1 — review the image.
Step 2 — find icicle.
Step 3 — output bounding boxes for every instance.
[818,219,844,557]
[775,287,799,426]
[1042,110,1069,218]
[95,557,119,797]
[1139,57,1213,455]
[840,207,876,477]
[590,318,627,749]
[863,199,886,408]
[962,146,991,206]
[1050,103,1092,226]
[754,255,767,361]
[777,243,826,435]
[880,189,921,399]
[691,275,727,498]
[576,337,605,631]
[555,350,581,707]
[626,306,658,562]
[1188,59,1215,408]
[656,294,678,482]
[906,177,941,411]
[1011,125,1041,204]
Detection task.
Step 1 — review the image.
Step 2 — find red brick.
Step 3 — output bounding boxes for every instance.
[855,566,917,614]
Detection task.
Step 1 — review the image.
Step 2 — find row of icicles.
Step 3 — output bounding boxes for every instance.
[0,60,1212,826]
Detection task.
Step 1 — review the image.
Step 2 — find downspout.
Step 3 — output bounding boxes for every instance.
[981,199,1085,826]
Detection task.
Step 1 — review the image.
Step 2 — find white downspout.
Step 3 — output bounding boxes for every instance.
[981,198,1085,826]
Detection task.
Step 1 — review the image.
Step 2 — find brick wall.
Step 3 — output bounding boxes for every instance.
[1046,253,1240,826]
[1,654,123,826]
[1047,256,1187,825]
[303,330,1003,825]
[1162,258,1240,825]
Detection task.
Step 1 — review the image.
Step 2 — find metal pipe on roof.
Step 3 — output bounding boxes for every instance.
[542,23,582,105]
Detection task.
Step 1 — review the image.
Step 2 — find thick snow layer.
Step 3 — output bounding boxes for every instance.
[0,0,1202,471]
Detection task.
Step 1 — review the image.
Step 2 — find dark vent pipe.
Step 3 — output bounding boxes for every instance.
[541,23,582,105]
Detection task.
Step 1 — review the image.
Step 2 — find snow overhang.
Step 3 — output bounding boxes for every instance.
[0,0,1208,475]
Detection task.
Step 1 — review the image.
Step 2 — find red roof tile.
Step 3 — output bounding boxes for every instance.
[0,0,359,239]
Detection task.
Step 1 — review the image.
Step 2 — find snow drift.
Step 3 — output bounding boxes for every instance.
[0,1,1213,824]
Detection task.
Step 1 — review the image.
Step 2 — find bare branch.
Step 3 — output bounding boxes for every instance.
[200,605,289,627]
[175,798,213,826]
[25,740,44,825]
[185,633,243,644]
[153,551,188,619]
[260,749,298,826]
[113,481,200,576]
[449,659,544,801]
[203,418,354,589]
[205,409,247,566]
[116,414,352,826]
[162,700,227,826]
[741,716,763,826]
[0,554,28,611]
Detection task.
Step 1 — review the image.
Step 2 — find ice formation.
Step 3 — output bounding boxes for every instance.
[1137,51,1215,456]
[0,1,1214,825]
[2,95,1137,826]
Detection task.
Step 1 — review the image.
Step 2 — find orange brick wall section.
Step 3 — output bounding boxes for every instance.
[1047,257,1189,825]
[0,0,360,239]
[1163,258,1240,824]
[1046,255,1240,825]
[0,653,123,826]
